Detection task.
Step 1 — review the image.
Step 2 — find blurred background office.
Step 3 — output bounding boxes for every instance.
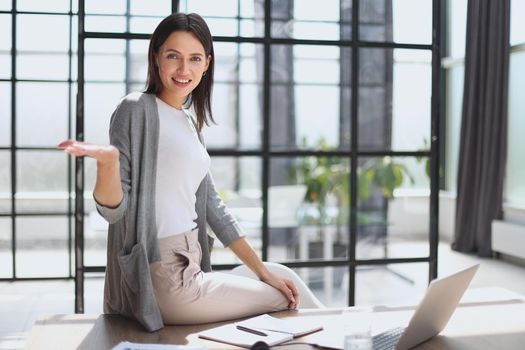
[0,0,524,348]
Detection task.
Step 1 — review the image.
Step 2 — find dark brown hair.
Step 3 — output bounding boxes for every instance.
[145,12,215,132]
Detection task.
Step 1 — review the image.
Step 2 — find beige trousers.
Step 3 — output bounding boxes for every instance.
[150,229,289,325]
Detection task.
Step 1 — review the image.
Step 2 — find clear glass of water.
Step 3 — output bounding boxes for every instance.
[342,306,374,350]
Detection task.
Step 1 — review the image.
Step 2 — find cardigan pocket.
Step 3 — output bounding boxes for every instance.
[117,242,164,331]
[117,243,150,295]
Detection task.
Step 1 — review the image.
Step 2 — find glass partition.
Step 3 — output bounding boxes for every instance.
[15,216,69,277]
[2,1,439,313]
[356,156,430,260]
[359,0,432,44]
[209,156,263,264]
[0,14,11,79]
[0,218,12,278]
[0,83,10,146]
[269,157,350,262]
[16,82,69,147]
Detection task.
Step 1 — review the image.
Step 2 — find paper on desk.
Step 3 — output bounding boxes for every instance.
[237,313,323,337]
[112,341,205,350]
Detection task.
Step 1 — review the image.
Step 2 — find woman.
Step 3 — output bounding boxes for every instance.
[59,13,321,332]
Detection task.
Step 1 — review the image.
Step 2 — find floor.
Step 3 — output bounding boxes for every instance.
[1,242,524,350]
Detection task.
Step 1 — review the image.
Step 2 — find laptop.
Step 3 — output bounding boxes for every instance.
[320,264,480,350]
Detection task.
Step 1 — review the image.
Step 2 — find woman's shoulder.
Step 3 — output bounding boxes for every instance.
[110,92,157,130]
[116,91,155,112]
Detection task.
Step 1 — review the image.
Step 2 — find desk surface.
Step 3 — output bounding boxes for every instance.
[24,287,525,350]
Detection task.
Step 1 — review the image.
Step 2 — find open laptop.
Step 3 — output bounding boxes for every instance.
[321,264,480,350]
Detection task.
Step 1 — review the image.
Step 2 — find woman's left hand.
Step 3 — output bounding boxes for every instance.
[227,237,300,309]
[262,273,300,310]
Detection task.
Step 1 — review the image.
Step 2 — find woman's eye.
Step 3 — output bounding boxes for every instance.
[191,56,202,62]
[166,54,177,59]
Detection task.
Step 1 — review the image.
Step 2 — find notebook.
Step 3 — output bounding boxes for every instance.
[198,323,293,348]
[236,314,323,337]
[198,313,323,348]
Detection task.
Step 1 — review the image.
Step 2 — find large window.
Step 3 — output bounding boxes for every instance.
[176,0,438,307]
[505,0,525,207]
[445,0,525,208]
[443,0,467,192]
[0,1,76,280]
[2,1,440,312]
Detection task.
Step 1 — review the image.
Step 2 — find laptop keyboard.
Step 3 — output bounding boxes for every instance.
[372,327,405,350]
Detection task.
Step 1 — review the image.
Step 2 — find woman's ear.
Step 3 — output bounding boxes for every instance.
[204,54,212,72]
[153,52,159,68]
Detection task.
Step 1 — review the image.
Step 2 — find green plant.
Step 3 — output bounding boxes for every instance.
[289,137,349,225]
[358,157,415,200]
[415,138,444,179]
[289,137,415,226]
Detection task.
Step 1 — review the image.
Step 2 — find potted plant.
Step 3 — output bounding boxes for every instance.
[289,137,415,259]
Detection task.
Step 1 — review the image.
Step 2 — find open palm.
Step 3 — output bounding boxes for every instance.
[58,139,119,165]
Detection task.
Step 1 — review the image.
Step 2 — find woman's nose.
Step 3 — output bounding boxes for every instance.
[177,60,190,74]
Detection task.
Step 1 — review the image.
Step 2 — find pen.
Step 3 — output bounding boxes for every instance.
[236,325,268,337]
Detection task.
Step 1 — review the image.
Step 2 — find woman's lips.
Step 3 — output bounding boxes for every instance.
[172,77,191,88]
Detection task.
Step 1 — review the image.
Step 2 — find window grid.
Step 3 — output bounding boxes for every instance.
[1,0,440,313]
[1,1,74,280]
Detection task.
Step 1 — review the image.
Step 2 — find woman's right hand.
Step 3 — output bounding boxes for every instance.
[58,139,123,207]
[58,139,119,166]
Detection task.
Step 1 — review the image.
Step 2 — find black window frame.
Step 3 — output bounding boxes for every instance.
[0,0,441,314]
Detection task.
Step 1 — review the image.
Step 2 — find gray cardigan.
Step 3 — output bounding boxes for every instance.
[95,92,243,331]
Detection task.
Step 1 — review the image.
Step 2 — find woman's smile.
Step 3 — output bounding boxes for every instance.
[172,77,192,88]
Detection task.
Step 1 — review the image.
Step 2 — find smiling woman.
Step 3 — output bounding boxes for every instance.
[145,13,214,132]
[56,12,322,332]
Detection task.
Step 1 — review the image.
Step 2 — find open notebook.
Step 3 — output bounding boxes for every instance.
[198,314,323,348]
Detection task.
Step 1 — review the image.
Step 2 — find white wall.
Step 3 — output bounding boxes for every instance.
[386,190,456,242]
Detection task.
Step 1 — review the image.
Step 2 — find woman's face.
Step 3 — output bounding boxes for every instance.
[156,30,211,107]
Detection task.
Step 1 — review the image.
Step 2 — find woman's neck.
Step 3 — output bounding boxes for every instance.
[157,91,184,110]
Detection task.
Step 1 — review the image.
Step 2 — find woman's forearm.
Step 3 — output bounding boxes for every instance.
[228,237,271,281]
[229,236,299,308]
[59,140,124,208]
[93,155,123,208]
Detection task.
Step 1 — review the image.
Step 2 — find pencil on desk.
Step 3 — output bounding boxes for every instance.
[236,325,268,337]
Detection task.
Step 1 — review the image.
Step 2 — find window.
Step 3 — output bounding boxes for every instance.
[510,0,525,46]
[1,1,76,280]
[505,0,525,206]
[3,1,440,312]
[443,0,467,192]
[179,0,437,307]
[445,0,525,207]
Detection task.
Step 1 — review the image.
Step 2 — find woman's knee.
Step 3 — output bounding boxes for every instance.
[230,262,298,278]
[262,262,302,281]
[228,262,325,309]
